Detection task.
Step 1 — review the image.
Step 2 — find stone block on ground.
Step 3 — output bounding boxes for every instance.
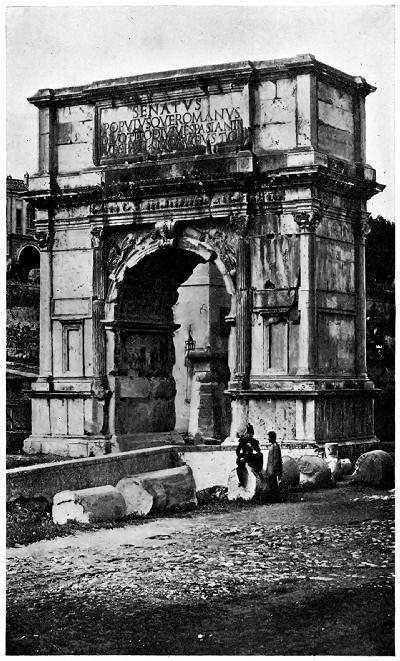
[279,455,300,489]
[323,445,353,481]
[339,458,353,477]
[351,450,394,489]
[116,465,197,516]
[324,442,341,480]
[227,465,268,502]
[296,455,333,489]
[52,485,126,525]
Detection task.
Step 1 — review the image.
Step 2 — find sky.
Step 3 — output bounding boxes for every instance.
[6,3,395,219]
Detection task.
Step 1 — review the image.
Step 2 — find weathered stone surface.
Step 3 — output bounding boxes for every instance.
[280,455,300,489]
[325,443,342,480]
[296,455,333,488]
[7,446,180,504]
[25,56,382,458]
[116,398,176,435]
[351,450,394,489]
[116,465,197,516]
[328,457,354,481]
[340,458,353,476]
[153,377,176,400]
[116,430,184,453]
[227,465,268,502]
[179,446,236,491]
[52,485,126,524]
[119,377,151,399]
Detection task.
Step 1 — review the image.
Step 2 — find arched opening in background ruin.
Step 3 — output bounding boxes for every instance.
[112,246,232,442]
[18,245,40,282]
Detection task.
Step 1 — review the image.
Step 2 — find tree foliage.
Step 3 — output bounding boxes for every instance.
[366,215,395,293]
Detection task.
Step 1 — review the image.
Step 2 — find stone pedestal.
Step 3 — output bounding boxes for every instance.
[187,349,230,441]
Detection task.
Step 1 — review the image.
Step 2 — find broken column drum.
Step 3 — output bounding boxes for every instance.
[23,55,383,457]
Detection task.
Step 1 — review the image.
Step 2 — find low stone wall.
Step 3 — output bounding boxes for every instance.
[8,440,369,506]
[6,446,181,503]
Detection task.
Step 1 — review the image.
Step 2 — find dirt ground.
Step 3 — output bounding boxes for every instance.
[7,482,394,655]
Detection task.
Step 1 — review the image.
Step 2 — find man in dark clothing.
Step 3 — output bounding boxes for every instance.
[266,430,282,501]
[236,424,263,487]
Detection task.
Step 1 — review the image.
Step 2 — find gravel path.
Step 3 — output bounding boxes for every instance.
[7,484,394,655]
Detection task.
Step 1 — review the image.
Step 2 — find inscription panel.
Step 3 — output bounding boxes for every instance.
[97,92,246,163]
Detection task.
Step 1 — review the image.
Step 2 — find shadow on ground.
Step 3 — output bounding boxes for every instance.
[7,581,393,655]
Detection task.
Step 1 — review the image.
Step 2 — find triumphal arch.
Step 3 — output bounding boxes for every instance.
[23,55,383,457]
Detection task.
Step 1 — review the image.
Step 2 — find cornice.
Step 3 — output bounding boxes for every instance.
[28,54,375,108]
[269,166,385,201]
[22,162,385,210]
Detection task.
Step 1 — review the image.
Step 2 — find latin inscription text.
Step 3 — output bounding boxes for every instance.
[100,96,245,159]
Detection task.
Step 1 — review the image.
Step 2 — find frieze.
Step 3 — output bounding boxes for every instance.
[90,191,256,218]
[211,190,245,207]
[248,189,284,210]
[91,194,212,216]
[142,195,210,211]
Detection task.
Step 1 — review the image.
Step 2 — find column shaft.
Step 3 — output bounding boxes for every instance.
[92,229,106,383]
[354,216,368,378]
[295,211,320,376]
[235,239,251,386]
[298,232,317,374]
[38,246,53,378]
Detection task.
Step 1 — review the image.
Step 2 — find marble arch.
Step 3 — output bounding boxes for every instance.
[23,55,384,457]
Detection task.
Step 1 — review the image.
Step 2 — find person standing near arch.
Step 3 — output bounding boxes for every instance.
[266,431,283,502]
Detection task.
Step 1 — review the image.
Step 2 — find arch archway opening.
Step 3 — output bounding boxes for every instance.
[111,246,232,443]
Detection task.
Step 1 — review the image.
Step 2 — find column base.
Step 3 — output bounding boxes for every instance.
[317,436,380,463]
[226,379,378,463]
[23,430,187,458]
[222,435,380,463]
[23,435,113,458]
